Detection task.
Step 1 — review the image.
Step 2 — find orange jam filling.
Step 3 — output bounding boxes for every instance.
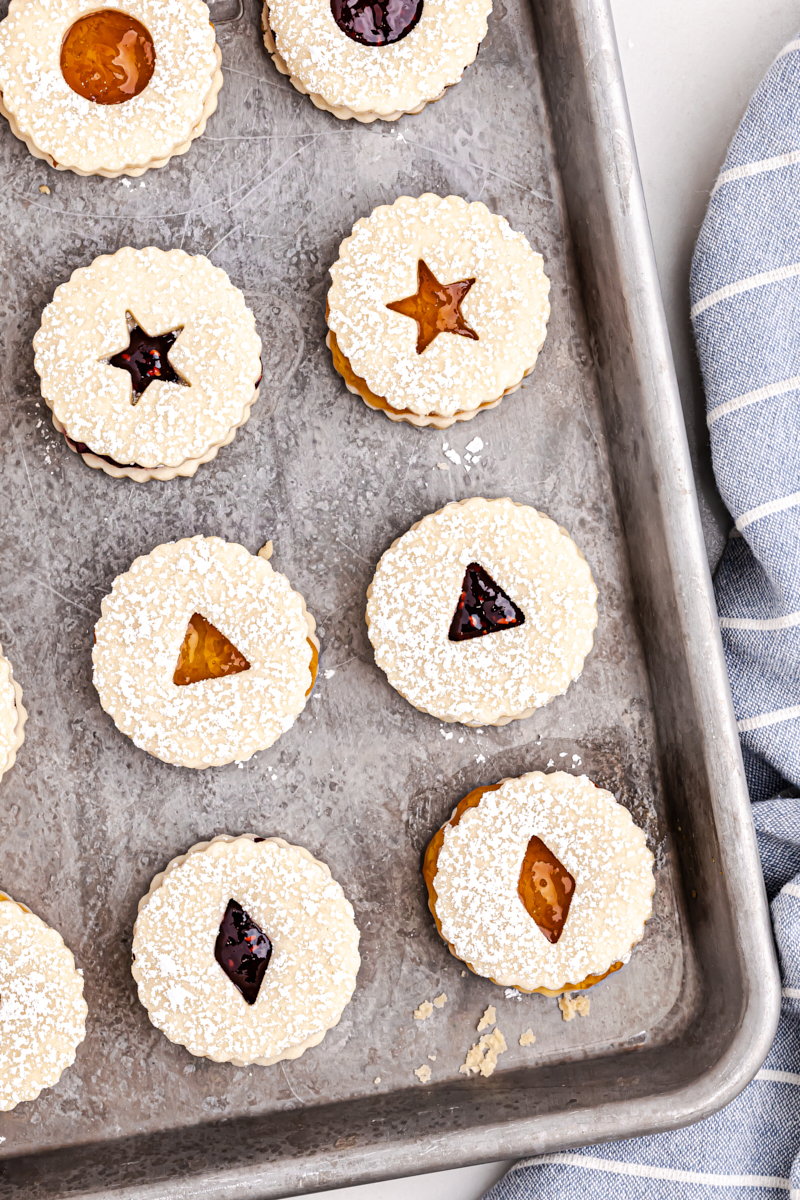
[306,640,319,697]
[386,259,479,354]
[518,836,575,944]
[61,10,155,105]
[173,613,250,687]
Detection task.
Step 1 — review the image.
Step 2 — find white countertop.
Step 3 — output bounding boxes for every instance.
[289,2,800,1196]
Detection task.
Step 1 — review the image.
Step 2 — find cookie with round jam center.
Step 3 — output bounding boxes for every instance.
[61,10,156,105]
[173,613,251,687]
[387,259,478,355]
[518,835,575,944]
[330,0,424,46]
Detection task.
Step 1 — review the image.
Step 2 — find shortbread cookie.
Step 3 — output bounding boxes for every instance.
[0,646,26,785]
[34,248,262,482]
[132,834,360,1065]
[262,0,490,123]
[0,0,222,177]
[93,536,319,768]
[423,773,655,995]
[327,194,550,427]
[366,498,597,725]
[0,892,87,1109]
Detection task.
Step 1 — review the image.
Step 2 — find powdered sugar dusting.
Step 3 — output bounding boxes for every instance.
[268,0,491,117]
[328,195,550,417]
[434,772,655,993]
[93,536,316,768]
[34,248,262,469]
[0,899,87,1110]
[0,0,219,173]
[132,835,360,1065]
[365,498,597,725]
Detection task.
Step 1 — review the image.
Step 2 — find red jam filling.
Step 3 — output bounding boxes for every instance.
[330,0,424,45]
[109,325,184,401]
[61,10,155,105]
[518,836,575,944]
[449,562,525,641]
[386,259,478,354]
[173,613,251,686]
[214,899,272,1005]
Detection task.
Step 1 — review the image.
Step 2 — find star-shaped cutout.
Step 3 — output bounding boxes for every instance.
[108,322,187,404]
[386,259,479,355]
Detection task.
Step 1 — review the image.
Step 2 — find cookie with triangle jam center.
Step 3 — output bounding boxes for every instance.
[423,772,655,995]
[327,194,551,428]
[263,0,491,123]
[92,536,319,768]
[366,497,597,726]
[132,834,360,1065]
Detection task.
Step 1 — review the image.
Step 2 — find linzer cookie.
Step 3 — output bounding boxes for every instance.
[327,194,550,427]
[0,892,87,1109]
[0,0,222,176]
[366,498,597,726]
[263,0,491,123]
[33,248,262,482]
[0,646,25,785]
[93,536,319,768]
[423,773,655,995]
[132,835,360,1065]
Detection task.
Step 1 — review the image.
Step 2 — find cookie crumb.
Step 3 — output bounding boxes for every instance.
[519,1029,536,1046]
[558,993,591,1021]
[461,970,467,977]
[39,184,50,194]
[436,462,450,470]
[414,1064,432,1083]
[433,992,447,1008]
[373,1076,381,1084]
[460,1028,507,1078]
[413,1000,433,1020]
[504,987,520,1000]
[477,1004,496,1031]
[427,1054,437,1061]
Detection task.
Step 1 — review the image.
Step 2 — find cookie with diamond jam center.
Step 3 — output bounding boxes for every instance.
[327,194,550,427]
[366,497,597,726]
[132,835,361,1066]
[424,773,655,995]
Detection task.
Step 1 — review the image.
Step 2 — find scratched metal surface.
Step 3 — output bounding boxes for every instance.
[0,0,697,1181]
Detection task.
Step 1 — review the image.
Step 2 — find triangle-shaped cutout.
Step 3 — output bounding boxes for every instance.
[214,898,272,1005]
[173,612,251,686]
[518,836,575,944]
[448,562,525,641]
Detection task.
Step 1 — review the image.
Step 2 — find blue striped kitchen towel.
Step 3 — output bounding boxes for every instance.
[484,29,800,1200]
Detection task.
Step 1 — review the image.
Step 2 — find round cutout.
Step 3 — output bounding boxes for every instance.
[329,0,424,46]
[61,10,155,105]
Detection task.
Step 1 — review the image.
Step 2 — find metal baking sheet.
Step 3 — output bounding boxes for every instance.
[0,0,780,1195]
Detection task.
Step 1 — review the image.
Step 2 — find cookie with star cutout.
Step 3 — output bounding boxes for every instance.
[33,248,262,482]
[0,0,222,177]
[327,194,551,428]
[423,772,655,995]
[262,0,491,123]
[132,834,361,1065]
[92,536,319,768]
[366,498,597,725]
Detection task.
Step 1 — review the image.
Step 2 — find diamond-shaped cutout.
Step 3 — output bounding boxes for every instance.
[108,321,188,405]
[173,612,251,686]
[518,836,575,944]
[214,899,272,1005]
[448,562,525,641]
